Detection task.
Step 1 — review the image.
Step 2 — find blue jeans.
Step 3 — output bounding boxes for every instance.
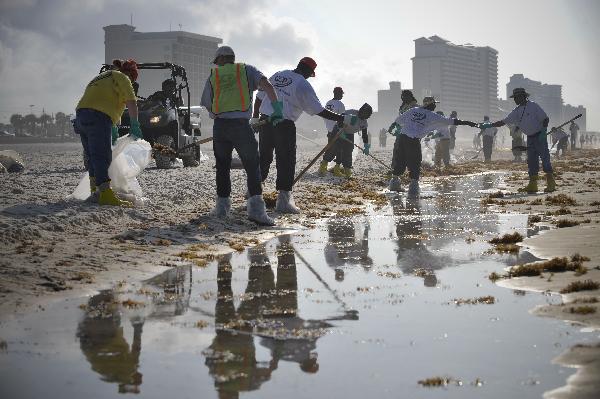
[76,108,112,186]
[526,131,553,176]
[213,118,262,198]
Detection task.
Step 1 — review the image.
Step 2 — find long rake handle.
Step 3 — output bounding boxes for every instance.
[293,128,343,185]
[339,136,393,171]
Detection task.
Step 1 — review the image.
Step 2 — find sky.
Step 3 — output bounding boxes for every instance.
[1,0,599,129]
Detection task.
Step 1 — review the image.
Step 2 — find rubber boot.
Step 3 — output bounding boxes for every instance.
[247,195,275,226]
[518,176,538,194]
[343,167,352,179]
[210,196,231,218]
[544,173,556,193]
[318,161,328,176]
[407,179,420,198]
[332,164,345,177]
[98,187,133,207]
[328,163,340,173]
[275,191,300,214]
[389,175,402,192]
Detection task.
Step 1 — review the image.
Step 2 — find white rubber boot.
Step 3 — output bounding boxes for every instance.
[388,175,402,192]
[247,195,275,226]
[275,191,300,214]
[407,179,420,198]
[210,196,231,218]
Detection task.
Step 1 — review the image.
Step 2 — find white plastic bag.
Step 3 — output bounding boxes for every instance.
[69,136,152,205]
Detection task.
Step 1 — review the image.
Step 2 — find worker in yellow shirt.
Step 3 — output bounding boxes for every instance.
[75,59,142,206]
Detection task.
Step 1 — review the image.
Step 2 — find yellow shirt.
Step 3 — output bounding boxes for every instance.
[76,70,136,124]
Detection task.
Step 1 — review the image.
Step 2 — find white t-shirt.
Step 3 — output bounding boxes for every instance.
[340,109,368,135]
[503,101,548,136]
[395,107,454,139]
[481,126,498,137]
[324,99,345,132]
[259,70,324,122]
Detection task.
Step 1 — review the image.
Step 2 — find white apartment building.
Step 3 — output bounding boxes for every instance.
[104,24,222,104]
[412,36,499,122]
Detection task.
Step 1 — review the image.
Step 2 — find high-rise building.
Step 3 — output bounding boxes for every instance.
[412,35,499,121]
[378,81,403,120]
[104,24,222,105]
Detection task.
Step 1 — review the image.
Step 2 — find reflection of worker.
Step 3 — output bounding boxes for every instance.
[259,236,330,373]
[391,197,449,287]
[77,290,144,394]
[205,253,273,398]
[206,240,331,397]
[324,216,373,270]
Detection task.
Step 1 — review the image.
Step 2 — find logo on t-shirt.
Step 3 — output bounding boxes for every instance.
[273,75,293,88]
[411,112,427,125]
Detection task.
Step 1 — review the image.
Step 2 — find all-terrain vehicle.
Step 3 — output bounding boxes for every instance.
[99,62,203,168]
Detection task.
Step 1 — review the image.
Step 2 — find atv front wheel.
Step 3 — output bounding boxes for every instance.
[155,134,175,169]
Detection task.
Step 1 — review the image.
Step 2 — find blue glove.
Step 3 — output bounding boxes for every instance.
[539,127,548,143]
[363,143,370,155]
[111,125,119,145]
[478,122,493,130]
[269,100,283,126]
[130,119,143,140]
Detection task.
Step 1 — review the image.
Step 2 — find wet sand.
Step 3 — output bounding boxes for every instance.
[1,141,599,397]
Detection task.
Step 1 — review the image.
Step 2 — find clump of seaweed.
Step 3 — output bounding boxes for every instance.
[554,219,580,228]
[506,256,589,278]
[488,272,501,282]
[451,296,495,306]
[489,232,524,245]
[492,243,520,254]
[529,198,543,205]
[418,376,461,387]
[560,280,600,294]
[545,208,571,216]
[545,194,577,206]
[568,306,596,315]
[528,215,542,225]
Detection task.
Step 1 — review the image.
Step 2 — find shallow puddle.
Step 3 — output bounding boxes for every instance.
[0,174,595,398]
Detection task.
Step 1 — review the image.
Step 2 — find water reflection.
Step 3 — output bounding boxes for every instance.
[76,291,144,394]
[205,237,334,399]
[324,215,373,272]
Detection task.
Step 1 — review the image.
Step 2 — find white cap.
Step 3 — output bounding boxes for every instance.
[213,46,235,63]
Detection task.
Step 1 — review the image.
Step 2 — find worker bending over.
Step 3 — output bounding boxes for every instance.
[319,104,373,178]
[388,96,478,195]
[255,57,345,213]
[75,59,142,207]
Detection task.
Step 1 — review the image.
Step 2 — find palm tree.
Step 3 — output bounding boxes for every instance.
[54,112,68,136]
[39,113,53,137]
[23,114,38,136]
[10,114,24,136]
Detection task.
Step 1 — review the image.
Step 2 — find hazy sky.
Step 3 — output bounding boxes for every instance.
[1,0,598,129]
